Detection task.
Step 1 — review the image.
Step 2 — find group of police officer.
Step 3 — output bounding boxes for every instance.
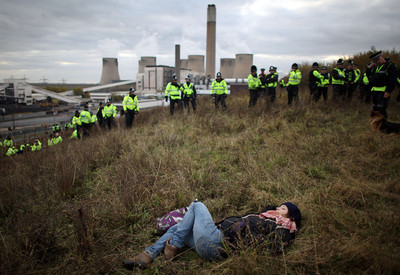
[243,51,399,120]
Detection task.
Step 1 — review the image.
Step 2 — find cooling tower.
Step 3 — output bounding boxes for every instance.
[180,59,188,69]
[188,55,205,73]
[100,58,121,84]
[138,56,156,73]
[206,4,216,77]
[220,58,235,78]
[233,54,253,79]
[175,44,181,82]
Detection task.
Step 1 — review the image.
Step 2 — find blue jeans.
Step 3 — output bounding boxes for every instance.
[145,202,223,261]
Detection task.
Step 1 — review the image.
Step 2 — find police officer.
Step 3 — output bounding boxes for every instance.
[165,75,183,115]
[266,66,279,103]
[123,87,139,128]
[344,60,356,100]
[72,110,81,139]
[103,99,117,129]
[284,63,302,106]
[316,66,330,102]
[97,102,105,130]
[331,58,346,101]
[211,72,228,110]
[309,62,324,101]
[79,105,92,137]
[359,63,372,103]
[259,68,268,98]
[367,51,397,118]
[182,75,197,113]
[248,65,261,107]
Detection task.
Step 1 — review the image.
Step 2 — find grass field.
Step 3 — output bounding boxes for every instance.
[1,89,400,274]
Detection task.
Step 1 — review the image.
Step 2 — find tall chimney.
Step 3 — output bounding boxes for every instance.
[175,44,181,82]
[206,4,216,78]
[100,58,121,85]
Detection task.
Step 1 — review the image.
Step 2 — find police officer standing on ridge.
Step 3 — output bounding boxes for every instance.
[72,110,81,139]
[367,51,397,118]
[182,75,197,114]
[103,99,117,129]
[284,63,302,106]
[165,74,183,115]
[123,87,139,128]
[211,72,228,110]
[97,102,105,130]
[248,65,261,107]
[259,68,268,99]
[344,60,356,101]
[309,62,324,101]
[266,66,279,103]
[331,58,346,102]
[316,66,330,102]
[79,105,92,138]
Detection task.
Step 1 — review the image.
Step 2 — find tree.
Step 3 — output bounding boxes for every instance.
[73,88,84,97]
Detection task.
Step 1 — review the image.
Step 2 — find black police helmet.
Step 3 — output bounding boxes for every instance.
[337,58,344,65]
[312,62,319,68]
[172,75,178,80]
[251,65,257,72]
[216,72,222,77]
[291,63,298,69]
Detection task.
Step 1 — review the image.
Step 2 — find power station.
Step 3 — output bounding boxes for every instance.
[135,4,253,94]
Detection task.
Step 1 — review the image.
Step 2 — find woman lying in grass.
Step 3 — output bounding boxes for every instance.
[122,201,301,270]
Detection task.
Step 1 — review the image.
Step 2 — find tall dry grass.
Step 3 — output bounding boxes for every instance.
[1,87,400,274]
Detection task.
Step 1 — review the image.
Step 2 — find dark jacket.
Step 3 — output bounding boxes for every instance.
[216,206,295,254]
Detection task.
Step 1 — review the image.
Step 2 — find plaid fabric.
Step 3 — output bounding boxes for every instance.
[259,210,297,233]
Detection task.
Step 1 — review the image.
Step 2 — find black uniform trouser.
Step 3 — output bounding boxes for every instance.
[183,96,196,112]
[332,84,346,101]
[170,98,183,115]
[372,91,390,118]
[310,86,319,101]
[260,87,267,98]
[249,89,259,107]
[105,116,115,130]
[359,85,371,103]
[214,94,227,109]
[267,87,276,102]
[81,123,91,138]
[125,110,135,128]
[76,125,81,139]
[316,87,328,101]
[286,85,299,106]
[98,118,106,130]
[345,83,356,100]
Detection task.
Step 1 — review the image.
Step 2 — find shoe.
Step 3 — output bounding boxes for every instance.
[164,238,179,260]
[122,251,152,270]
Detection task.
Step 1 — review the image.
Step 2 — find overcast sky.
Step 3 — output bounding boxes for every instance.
[1,0,399,83]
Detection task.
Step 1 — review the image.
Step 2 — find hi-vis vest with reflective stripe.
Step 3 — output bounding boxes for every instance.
[332,68,345,85]
[318,73,330,87]
[123,95,139,111]
[72,115,81,126]
[363,73,369,85]
[371,64,388,92]
[183,83,195,96]
[287,70,301,86]
[79,110,91,124]
[165,82,182,100]
[248,74,261,90]
[267,73,278,88]
[211,79,228,95]
[103,104,117,118]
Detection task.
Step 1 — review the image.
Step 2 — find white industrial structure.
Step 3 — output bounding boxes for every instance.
[0,79,80,105]
[99,58,121,84]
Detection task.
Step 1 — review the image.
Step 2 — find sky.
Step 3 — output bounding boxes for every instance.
[0,0,399,83]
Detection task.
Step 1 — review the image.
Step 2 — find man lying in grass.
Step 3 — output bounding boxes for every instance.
[122,201,301,270]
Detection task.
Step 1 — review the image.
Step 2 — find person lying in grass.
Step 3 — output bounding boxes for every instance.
[122,201,301,270]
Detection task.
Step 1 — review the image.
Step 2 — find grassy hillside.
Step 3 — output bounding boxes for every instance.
[1,90,400,274]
